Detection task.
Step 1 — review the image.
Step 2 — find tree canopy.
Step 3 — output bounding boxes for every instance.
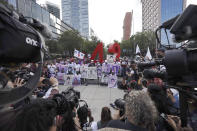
[46,30,156,59]
[120,31,156,57]
[46,30,103,58]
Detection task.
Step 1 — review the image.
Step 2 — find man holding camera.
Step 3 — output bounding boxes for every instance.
[102,90,157,131]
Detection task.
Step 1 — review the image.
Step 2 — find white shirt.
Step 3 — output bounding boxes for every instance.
[91,121,98,131]
[75,64,81,72]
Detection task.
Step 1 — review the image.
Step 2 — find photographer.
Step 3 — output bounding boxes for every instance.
[143,68,178,115]
[104,90,158,131]
[33,77,57,98]
[42,77,59,99]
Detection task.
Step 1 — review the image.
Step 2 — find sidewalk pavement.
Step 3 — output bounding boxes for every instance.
[59,84,125,121]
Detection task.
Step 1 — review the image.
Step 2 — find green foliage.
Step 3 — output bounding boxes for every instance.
[81,39,97,55]
[46,30,105,58]
[120,31,156,57]
[120,39,134,57]
[46,40,59,53]
[58,30,83,57]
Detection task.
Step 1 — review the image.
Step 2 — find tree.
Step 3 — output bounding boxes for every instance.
[131,31,156,56]
[120,31,156,57]
[82,40,97,55]
[46,40,60,54]
[58,31,83,57]
[120,39,134,57]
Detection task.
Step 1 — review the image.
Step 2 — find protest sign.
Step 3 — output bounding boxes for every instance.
[56,72,65,85]
[87,67,97,79]
[64,75,73,86]
[107,54,116,63]
[102,63,108,73]
[80,66,88,78]
[101,73,108,84]
[108,74,117,88]
[72,75,81,86]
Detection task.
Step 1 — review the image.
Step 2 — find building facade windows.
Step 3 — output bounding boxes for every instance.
[142,0,184,45]
[62,0,89,38]
[13,0,75,39]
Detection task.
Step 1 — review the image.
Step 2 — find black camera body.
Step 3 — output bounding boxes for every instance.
[110,98,125,117]
[61,87,80,108]
[51,87,80,116]
[152,4,197,127]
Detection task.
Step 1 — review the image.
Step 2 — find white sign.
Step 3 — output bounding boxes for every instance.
[80,66,88,78]
[107,54,116,63]
[87,67,97,79]
[56,72,65,85]
[108,74,117,88]
[101,73,108,84]
[72,75,81,86]
[64,75,74,86]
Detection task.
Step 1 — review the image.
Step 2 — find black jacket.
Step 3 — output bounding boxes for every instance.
[106,120,147,131]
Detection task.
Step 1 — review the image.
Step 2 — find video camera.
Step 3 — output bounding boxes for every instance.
[110,98,125,117]
[51,87,80,115]
[142,4,197,127]
[0,2,50,107]
[61,87,80,108]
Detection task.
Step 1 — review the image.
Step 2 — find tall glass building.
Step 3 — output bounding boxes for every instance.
[161,0,184,45]
[141,0,187,46]
[62,0,89,38]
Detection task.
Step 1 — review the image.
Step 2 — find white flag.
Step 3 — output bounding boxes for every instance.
[79,52,85,59]
[74,49,85,59]
[74,49,79,58]
[136,44,141,54]
[145,47,152,60]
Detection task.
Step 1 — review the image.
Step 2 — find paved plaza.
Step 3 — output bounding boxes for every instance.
[59,84,125,121]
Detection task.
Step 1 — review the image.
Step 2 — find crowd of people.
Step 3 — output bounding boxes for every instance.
[0,48,196,131]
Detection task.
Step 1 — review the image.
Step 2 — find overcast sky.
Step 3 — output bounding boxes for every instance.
[187,0,197,6]
[88,0,142,44]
